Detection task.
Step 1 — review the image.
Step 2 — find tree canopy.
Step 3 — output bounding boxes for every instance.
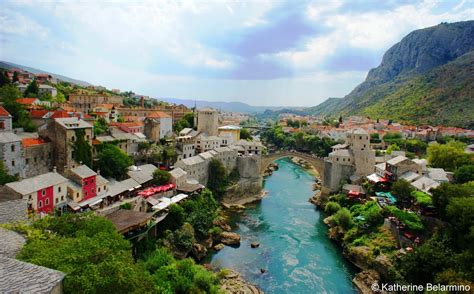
[428,141,473,171]
[0,84,36,131]
[0,161,18,185]
[15,213,155,294]
[152,169,171,185]
[96,143,133,179]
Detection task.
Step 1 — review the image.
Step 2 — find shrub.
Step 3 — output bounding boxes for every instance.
[411,191,432,207]
[332,208,353,230]
[384,205,424,231]
[325,202,341,215]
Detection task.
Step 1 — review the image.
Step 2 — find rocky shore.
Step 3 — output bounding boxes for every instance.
[220,269,264,294]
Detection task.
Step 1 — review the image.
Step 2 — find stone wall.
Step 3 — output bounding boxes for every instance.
[321,160,355,194]
[24,143,52,178]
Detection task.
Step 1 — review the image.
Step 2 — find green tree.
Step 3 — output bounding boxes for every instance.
[446,197,474,248]
[207,159,228,198]
[16,213,155,294]
[96,144,133,179]
[182,189,219,239]
[0,84,36,131]
[325,202,341,215]
[159,204,185,232]
[12,71,19,83]
[431,182,474,219]
[0,71,11,87]
[399,236,453,284]
[0,161,18,185]
[24,79,39,97]
[391,179,414,203]
[53,91,66,104]
[152,169,171,185]
[454,165,474,184]
[93,117,109,136]
[332,208,353,230]
[386,143,400,154]
[73,129,92,167]
[162,146,177,166]
[428,141,473,171]
[240,128,252,140]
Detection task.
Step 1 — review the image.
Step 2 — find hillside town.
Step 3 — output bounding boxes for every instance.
[1,67,473,293]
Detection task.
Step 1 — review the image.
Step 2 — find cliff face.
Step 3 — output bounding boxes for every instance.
[309,21,474,128]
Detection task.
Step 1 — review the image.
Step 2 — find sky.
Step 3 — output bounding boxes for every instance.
[0,0,472,107]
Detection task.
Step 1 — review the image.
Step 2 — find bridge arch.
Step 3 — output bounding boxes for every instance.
[261,151,326,178]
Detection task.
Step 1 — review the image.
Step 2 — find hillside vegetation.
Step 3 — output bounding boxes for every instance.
[309,21,474,128]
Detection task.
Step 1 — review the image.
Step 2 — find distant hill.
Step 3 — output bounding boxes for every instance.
[0,61,91,86]
[308,21,474,128]
[160,97,298,113]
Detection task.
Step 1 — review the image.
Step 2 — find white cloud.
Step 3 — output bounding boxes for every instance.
[0,8,48,39]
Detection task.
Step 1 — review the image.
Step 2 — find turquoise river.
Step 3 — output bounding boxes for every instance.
[210,158,357,293]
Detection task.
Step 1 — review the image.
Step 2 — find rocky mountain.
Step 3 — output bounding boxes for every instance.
[309,21,474,128]
[0,61,91,86]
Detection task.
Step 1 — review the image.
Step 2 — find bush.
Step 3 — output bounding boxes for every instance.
[351,201,384,227]
[454,165,474,184]
[332,208,353,230]
[325,202,341,215]
[411,191,432,207]
[384,205,424,231]
[152,169,171,185]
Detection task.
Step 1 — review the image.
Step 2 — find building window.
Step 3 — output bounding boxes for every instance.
[45,198,49,205]
[38,200,43,208]
[58,186,61,192]
[76,192,79,198]
[11,145,15,152]
[61,196,64,201]
[55,198,59,204]
[11,160,15,166]
[26,158,29,164]
[42,189,46,196]
[71,136,75,141]
[98,187,101,192]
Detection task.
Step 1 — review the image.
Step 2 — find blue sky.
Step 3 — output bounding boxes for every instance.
[0,0,472,106]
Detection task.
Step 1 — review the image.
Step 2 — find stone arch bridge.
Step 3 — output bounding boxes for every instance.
[261,151,326,177]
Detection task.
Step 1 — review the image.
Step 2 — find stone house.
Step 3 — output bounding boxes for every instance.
[143,111,173,141]
[176,135,197,160]
[22,137,53,178]
[385,155,422,181]
[6,171,68,214]
[0,106,13,131]
[0,132,25,178]
[43,118,93,173]
[197,108,219,136]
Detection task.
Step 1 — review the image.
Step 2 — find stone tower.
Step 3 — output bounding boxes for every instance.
[347,129,375,176]
[197,108,218,136]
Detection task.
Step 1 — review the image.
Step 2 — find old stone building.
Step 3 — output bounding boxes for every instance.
[43,118,93,173]
[0,106,13,131]
[0,132,25,178]
[197,108,219,136]
[143,111,173,141]
[69,91,123,113]
[22,137,53,178]
[117,104,190,124]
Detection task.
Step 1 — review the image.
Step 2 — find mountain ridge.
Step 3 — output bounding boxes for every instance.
[308,20,474,128]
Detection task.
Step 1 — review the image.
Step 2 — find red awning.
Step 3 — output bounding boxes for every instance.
[138,184,176,198]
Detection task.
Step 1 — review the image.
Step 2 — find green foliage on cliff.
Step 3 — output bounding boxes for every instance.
[16,213,155,294]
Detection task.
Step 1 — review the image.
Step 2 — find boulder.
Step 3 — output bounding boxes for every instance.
[213,218,232,232]
[251,242,260,248]
[352,270,388,294]
[220,232,241,245]
[191,243,207,260]
[214,243,225,251]
[220,269,264,294]
[202,235,213,249]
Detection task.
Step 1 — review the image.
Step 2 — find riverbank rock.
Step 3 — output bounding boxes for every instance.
[220,269,264,294]
[328,226,345,243]
[192,243,208,260]
[353,270,388,294]
[220,232,241,245]
[214,243,225,251]
[214,218,232,232]
[308,190,327,209]
[263,162,279,176]
[202,235,214,249]
[251,242,260,248]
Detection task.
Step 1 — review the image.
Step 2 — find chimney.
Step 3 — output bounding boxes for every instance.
[140,97,145,108]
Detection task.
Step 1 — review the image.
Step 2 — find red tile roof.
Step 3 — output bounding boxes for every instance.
[147,111,171,118]
[22,137,49,147]
[29,109,50,118]
[16,98,39,105]
[0,106,11,117]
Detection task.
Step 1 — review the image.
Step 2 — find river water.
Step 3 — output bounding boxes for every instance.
[210,158,357,293]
